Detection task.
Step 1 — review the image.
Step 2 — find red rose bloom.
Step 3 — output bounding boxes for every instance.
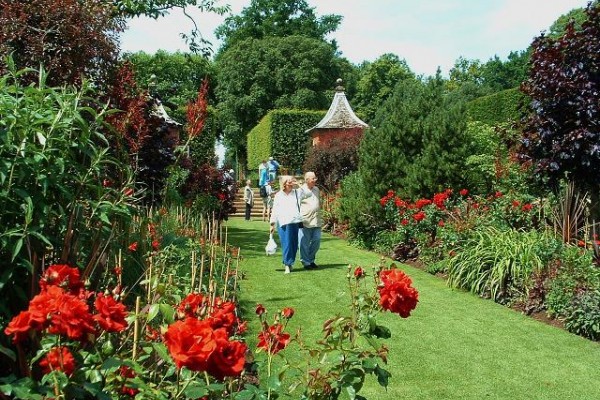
[378,268,419,318]
[40,264,83,294]
[5,311,33,344]
[208,299,237,335]
[206,328,247,380]
[152,240,160,251]
[401,219,409,226]
[281,307,294,319]
[39,346,76,376]
[29,286,96,340]
[412,211,426,222]
[128,242,138,252]
[354,267,365,279]
[459,189,468,196]
[93,293,128,332]
[164,318,216,371]
[521,203,533,212]
[255,304,266,316]
[257,323,290,354]
[177,293,207,318]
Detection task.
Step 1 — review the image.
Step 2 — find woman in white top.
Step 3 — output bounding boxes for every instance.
[269,175,303,273]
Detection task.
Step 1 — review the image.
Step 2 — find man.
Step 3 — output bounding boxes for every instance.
[299,171,323,269]
[261,180,274,222]
[243,180,254,221]
[267,156,280,182]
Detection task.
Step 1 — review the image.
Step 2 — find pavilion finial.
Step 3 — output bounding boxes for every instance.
[335,78,344,92]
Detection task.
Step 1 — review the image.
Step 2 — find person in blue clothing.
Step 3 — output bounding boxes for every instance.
[258,160,269,187]
[269,175,302,274]
[267,157,280,182]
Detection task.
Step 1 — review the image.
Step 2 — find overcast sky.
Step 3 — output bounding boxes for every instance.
[120,0,589,77]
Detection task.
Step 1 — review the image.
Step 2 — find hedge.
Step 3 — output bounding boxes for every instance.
[467,88,531,125]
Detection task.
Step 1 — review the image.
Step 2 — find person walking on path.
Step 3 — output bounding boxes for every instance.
[258,160,269,188]
[243,180,254,221]
[267,157,280,182]
[270,175,303,274]
[261,180,274,222]
[299,171,323,269]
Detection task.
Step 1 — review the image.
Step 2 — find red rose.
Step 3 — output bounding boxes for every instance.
[257,323,290,354]
[378,268,419,318]
[459,189,468,196]
[128,242,138,252]
[354,267,365,279]
[152,240,160,251]
[255,304,266,316]
[177,293,207,318]
[93,293,128,333]
[206,328,247,380]
[40,264,83,294]
[208,299,237,335]
[281,307,294,319]
[4,311,34,344]
[438,220,445,227]
[29,286,96,340]
[164,318,216,371]
[39,346,76,376]
[521,203,533,212]
[401,219,409,226]
[412,211,426,222]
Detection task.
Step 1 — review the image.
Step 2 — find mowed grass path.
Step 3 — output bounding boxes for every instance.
[225,217,600,399]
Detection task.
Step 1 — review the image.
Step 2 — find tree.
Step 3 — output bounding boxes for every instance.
[519,3,600,195]
[124,50,216,119]
[214,0,341,53]
[547,6,588,38]
[0,0,124,87]
[353,54,415,123]
[214,35,342,158]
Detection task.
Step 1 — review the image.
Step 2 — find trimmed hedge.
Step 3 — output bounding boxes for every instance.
[247,109,324,174]
[467,88,531,125]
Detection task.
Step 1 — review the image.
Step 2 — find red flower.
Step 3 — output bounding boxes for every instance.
[128,242,138,252]
[152,240,160,251]
[123,188,134,196]
[459,189,468,196]
[39,346,76,376]
[281,307,295,319]
[206,328,247,380]
[378,268,419,318]
[29,286,96,340]
[412,211,426,222]
[432,192,449,209]
[394,197,407,208]
[354,266,365,279]
[40,264,83,294]
[438,220,445,227]
[257,323,290,354]
[4,311,34,344]
[102,179,112,187]
[164,318,217,371]
[521,203,533,212]
[401,219,409,226]
[512,200,521,208]
[494,191,503,198]
[255,304,266,316]
[208,299,237,335]
[93,293,128,333]
[414,199,432,209]
[578,240,586,247]
[177,293,207,318]
[119,366,139,397]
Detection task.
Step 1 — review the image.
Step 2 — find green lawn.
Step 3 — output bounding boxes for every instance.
[225,217,600,399]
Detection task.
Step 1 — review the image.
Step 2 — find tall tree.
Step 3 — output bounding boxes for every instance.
[353,54,415,123]
[0,0,124,86]
[519,2,600,195]
[214,0,341,53]
[215,35,342,158]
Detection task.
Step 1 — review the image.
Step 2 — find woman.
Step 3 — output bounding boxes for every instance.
[243,180,254,221]
[270,175,303,274]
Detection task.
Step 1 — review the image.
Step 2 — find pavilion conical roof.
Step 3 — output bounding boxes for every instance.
[306,79,368,133]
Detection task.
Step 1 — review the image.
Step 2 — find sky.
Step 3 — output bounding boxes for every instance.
[120,0,590,77]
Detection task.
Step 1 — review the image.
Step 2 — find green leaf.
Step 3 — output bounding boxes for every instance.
[374,366,391,387]
[151,342,172,364]
[147,303,160,322]
[183,382,208,399]
[159,303,175,324]
[371,324,391,339]
[12,237,23,262]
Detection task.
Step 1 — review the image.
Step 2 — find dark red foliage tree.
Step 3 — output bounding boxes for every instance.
[303,135,362,192]
[0,0,124,87]
[519,3,600,192]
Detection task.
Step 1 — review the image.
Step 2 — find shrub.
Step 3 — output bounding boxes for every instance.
[445,228,562,303]
[564,290,600,341]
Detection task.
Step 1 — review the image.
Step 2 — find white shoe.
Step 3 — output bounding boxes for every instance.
[284,265,291,274]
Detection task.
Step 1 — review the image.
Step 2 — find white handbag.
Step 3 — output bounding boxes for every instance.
[265,233,277,255]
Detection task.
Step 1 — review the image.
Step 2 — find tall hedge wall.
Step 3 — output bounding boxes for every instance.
[467,88,531,125]
[247,109,324,174]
